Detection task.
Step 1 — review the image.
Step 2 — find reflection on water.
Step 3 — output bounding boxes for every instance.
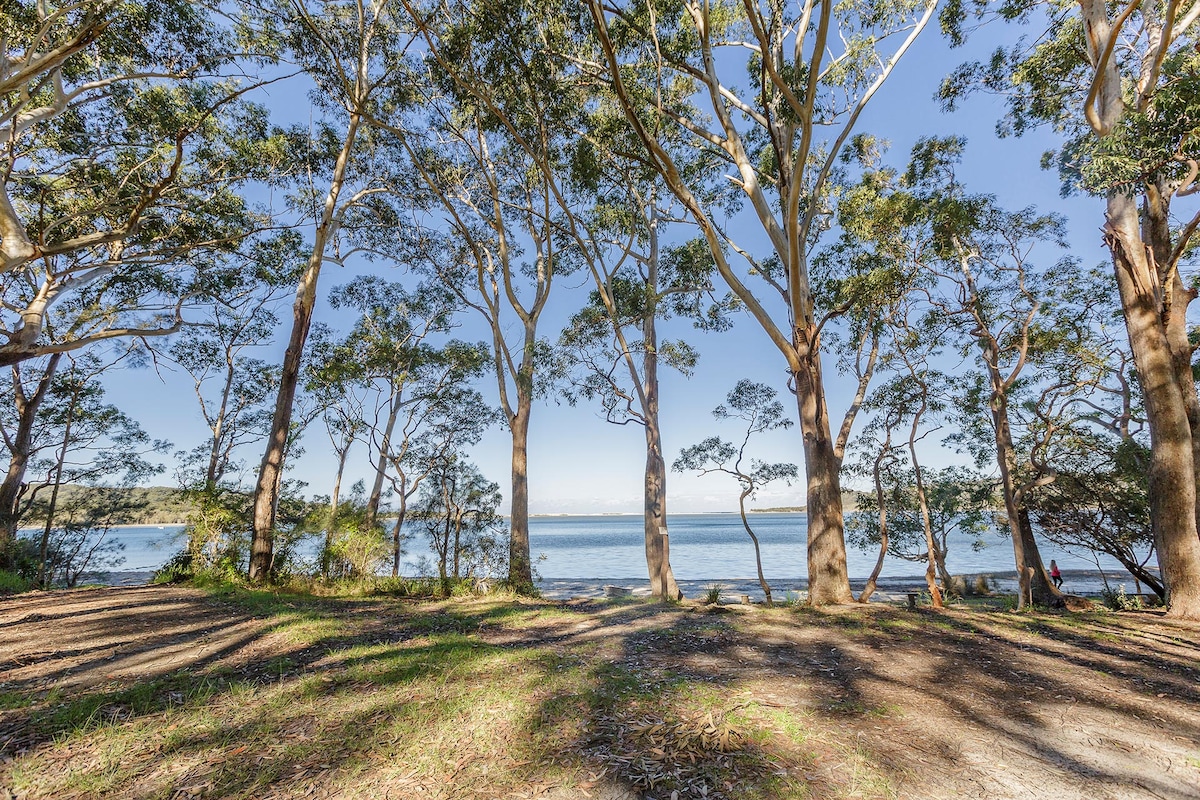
[93,512,1142,582]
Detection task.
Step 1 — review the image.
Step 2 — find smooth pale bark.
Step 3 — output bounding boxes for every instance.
[203,359,236,488]
[857,435,892,604]
[644,424,682,601]
[364,394,402,532]
[508,403,533,589]
[585,1,920,606]
[0,354,61,559]
[572,197,684,600]
[639,268,682,600]
[248,114,361,583]
[795,334,855,605]
[736,488,773,605]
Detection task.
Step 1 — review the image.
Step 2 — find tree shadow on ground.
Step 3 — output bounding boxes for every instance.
[3,588,1200,799]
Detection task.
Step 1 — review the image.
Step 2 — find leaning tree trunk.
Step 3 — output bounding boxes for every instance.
[507,402,533,591]
[364,395,401,532]
[248,114,361,584]
[991,392,1062,608]
[248,267,318,583]
[1106,194,1200,618]
[858,437,892,604]
[794,331,854,606]
[737,490,773,605]
[909,410,944,608]
[0,355,61,560]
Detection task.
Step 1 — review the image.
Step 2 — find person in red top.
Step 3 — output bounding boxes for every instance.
[1050,559,1063,589]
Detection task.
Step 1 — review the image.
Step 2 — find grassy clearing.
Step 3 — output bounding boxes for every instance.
[3,584,1196,800]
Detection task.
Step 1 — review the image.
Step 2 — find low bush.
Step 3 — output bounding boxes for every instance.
[0,570,30,594]
[1101,585,1144,611]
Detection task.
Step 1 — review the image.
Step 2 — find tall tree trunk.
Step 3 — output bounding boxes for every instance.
[391,496,407,578]
[794,333,854,605]
[1075,0,1200,617]
[205,359,236,488]
[644,426,682,600]
[248,114,361,584]
[0,354,61,561]
[508,402,533,590]
[991,392,1061,607]
[909,407,944,608]
[1106,195,1200,617]
[642,311,682,600]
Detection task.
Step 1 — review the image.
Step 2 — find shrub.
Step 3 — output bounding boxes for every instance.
[1101,584,1144,611]
[152,551,195,584]
[0,570,30,594]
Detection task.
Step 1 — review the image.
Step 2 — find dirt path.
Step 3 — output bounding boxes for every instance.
[2,586,1198,799]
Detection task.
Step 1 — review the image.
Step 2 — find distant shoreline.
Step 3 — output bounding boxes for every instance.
[78,568,1151,602]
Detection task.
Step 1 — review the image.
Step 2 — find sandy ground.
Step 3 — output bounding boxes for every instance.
[3,586,1197,799]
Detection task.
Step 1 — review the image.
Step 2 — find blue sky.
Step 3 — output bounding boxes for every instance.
[99,18,1114,515]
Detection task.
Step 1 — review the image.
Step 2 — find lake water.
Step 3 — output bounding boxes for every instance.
[84,512,1144,585]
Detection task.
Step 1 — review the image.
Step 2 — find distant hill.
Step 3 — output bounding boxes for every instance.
[22,485,193,526]
[750,493,860,513]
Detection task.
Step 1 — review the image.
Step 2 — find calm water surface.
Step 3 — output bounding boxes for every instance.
[95,512,1140,581]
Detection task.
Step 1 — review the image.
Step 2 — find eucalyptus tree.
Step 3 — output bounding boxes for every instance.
[248,0,423,582]
[893,138,1105,606]
[304,324,368,577]
[391,0,586,592]
[674,380,798,605]
[306,294,489,578]
[168,234,301,493]
[846,353,961,606]
[0,353,60,560]
[19,352,166,586]
[377,366,493,577]
[942,1,1200,616]
[0,1,288,367]
[416,456,505,595]
[586,0,939,604]
[848,454,995,602]
[323,276,461,532]
[558,227,732,599]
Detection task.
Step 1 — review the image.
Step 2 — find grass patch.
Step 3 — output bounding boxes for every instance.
[7,584,1191,799]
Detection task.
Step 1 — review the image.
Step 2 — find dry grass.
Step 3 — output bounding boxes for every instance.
[2,585,1199,799]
